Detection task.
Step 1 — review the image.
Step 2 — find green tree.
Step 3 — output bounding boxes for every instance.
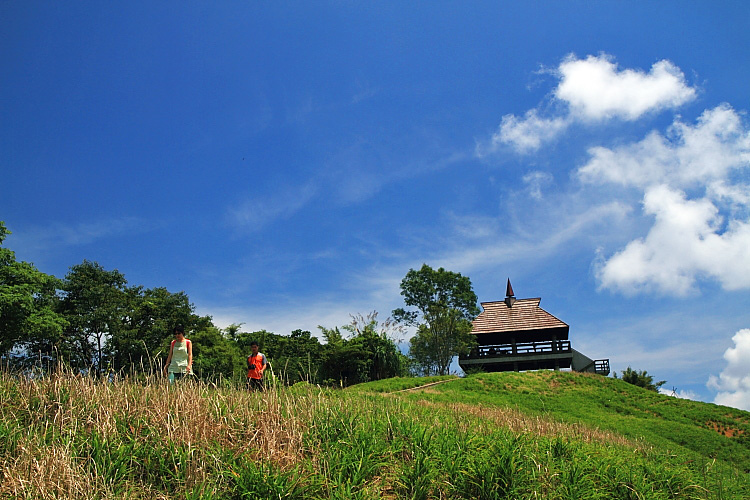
[393,264,479,376]
[0,222,67,361]
[318,312,408,386]
[233,328,324,384]
[223,323,244,342]
[615,366,667,392]
[274,329,324,383]
[342,311,409,381]
[59,260,127,375]
[190,326,239,380]
[319,324,344,347]
[115,286,211,373]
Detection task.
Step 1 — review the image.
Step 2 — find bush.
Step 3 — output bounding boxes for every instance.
[615,366,666,392]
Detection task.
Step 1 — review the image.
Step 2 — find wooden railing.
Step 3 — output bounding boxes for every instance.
[463,340,572,359]
[594,359,610,374]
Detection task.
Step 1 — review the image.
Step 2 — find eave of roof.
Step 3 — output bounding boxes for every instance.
[471,298,568,335]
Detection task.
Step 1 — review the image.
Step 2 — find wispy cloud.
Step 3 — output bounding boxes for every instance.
[8,217,154,258]
[522,170,554,200]
[428,201,631,275]
[351,79,379,104]
[200,299,361,336]
[575,309,736,390]
[324,141,471,205]
[227,181,318,232]
[197,282,411,343]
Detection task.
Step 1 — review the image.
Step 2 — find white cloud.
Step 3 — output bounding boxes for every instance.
[484,54,697,154]
[578,104,750,189]
[483,54,748,296]
[555,54,696,121]
[581,105,750,295]
[595,185,750,295]
[659,387,700,401]
[708,329,750,411]
[197,269,411,343]
[201,300,361,338]
[489,110,569,154]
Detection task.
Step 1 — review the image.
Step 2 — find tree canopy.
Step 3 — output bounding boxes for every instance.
[393,264,479,376]
[0,222,67,360]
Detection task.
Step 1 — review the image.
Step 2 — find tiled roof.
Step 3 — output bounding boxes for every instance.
[471,298,568,335]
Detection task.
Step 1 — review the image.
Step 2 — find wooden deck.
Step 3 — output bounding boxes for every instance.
[459,340,609,375]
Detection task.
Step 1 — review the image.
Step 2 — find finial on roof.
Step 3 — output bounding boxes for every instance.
[504,278,516,307]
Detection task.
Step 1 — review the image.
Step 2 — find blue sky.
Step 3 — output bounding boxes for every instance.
[2,2,750,409]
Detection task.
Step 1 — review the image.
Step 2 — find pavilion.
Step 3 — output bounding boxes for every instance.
[458,280,610,375]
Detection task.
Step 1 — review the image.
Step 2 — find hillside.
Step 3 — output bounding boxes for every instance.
[352,371,750,474]
[1,370,749,499]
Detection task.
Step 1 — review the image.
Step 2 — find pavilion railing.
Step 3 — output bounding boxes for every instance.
[594,359,610,374]
[463,340,572,359]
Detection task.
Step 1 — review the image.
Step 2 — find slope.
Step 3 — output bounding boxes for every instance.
[351,370,750,473]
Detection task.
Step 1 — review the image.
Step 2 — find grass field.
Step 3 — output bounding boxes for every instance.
[1,369,748,499]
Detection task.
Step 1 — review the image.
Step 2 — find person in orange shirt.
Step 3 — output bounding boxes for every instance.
[246,341,267,391]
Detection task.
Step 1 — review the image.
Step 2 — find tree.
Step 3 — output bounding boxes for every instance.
[190,326,239,380]
[59,260,127,375]
[393,264,479,376]
[0,222,67,361]
[115,286,211,373]
[223,323,244,342]
[318,324,344,347]
[615,366,666,392]
[319,311,409,385]
[233,328,325,384]
[275,329,324,383]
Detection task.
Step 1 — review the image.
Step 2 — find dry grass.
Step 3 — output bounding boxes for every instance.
[415,399,645,449]
[0,371,317,499]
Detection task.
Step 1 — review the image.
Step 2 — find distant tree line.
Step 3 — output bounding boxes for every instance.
[1,221,480,385]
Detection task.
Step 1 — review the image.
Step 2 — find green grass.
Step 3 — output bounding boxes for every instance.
[382,371,750,473]
[1,369,748,499]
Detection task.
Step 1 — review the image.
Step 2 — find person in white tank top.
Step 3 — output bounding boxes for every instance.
[163,325,193,382]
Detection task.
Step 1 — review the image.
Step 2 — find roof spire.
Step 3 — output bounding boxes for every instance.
[504,278,516,307]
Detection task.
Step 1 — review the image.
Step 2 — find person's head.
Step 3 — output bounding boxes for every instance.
[173,325,185,339]
[250,341,259,354]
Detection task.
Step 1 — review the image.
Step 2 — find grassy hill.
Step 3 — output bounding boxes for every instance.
[351,371,750,474]
[1,370,748,499]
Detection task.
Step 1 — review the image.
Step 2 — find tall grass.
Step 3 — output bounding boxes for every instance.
[0,366,312,499]
[1,367,748,499]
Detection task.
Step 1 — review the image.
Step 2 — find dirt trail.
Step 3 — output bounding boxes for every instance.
[394,379,457,393]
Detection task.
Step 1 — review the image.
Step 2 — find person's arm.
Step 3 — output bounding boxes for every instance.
[186,340,193,373]
[163,341,174,375]
[259,354,267,376]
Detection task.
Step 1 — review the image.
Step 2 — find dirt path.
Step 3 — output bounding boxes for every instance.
[394,378,457,393]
